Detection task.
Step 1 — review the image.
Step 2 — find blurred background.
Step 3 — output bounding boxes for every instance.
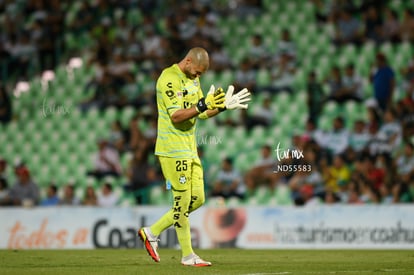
[0,0,413,209]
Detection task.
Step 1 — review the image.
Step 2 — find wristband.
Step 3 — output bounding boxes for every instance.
[196,98,207,113]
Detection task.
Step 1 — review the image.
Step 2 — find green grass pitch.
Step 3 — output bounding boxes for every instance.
[1,249,414,275]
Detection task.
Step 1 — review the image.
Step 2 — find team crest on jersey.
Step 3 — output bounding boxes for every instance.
[177,92,183,97]
[179,174,187,184]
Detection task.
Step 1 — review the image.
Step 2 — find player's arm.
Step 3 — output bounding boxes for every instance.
[198,108,221,120]
[171,99,223,123]
[198,85,252,119]
[158,75,198,124]
[171,106,200,124]
[172,84,225,123]
[197,85,226,120]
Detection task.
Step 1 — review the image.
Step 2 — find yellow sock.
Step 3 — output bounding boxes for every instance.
[149,189,194,257]
[172,189,193,257]
[150,209,173,236]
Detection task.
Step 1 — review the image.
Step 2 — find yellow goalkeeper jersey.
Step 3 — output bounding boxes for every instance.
[154,64,204,159]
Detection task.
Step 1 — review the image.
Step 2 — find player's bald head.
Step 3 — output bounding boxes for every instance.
[179,47,210,79]
[186,47,209,70]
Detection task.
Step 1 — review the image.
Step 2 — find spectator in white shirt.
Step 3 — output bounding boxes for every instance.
[233,57,256,93]
[396,142,414,180]
[210,157,245,200]
[248,34,271,69]
[210,42,233,72]
[303,118,326,147]
[341,63,363,102]
[275,29,297,62]
[141,25,163,59]
[98,183,118,207]
[374,108,402,153]
[348,120,371,152]
[321,116,349,156]
[199,13,222,44]
[261,51,296,94]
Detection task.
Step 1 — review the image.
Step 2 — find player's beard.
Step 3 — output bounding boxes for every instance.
[184,65,196,80]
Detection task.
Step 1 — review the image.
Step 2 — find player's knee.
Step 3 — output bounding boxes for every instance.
[189,194,205,212]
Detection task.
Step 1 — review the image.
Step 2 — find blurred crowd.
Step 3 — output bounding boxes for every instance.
[0,158,120,207]
[0,0,413,207]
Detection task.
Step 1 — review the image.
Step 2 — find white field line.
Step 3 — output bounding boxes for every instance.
[243,269,410,275]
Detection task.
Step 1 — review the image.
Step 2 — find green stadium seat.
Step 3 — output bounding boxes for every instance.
[93,119,109,138]
[250,126,266,144]
[379,42,395,61]
[36,165,53,186]
[318,115,332,131]
[223,138,238,158]
[356,57,371,79]
[226,196,243,207]
[217,69,235,88]
[150,185,169,205]
[272,184,293,205]
[234,152,250,173]
[119,193,136,207]
[360,42,376,64]
[120,106,136,127]
[398,41,413,60]
[323,101,340,117]
[201,71,216,92]
[204,145,221,164]
[256,68,271,87]
[206,163,220,183]
[230,47,246,66]
[341,44,358,63]
[75,186,85,200]
[273,92,291,116]
[245,195,259,206]
[85,176,99,188]
[253,185,273,205]
[233,126,247,145]
[72,165,87,183]
[103,106,118,124]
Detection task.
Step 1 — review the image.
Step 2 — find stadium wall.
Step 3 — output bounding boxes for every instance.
[1,205,413,250]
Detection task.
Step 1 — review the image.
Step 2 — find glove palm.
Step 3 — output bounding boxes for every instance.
[224,85,251,109]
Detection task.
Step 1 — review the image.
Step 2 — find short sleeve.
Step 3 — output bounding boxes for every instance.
[157,74,184,117]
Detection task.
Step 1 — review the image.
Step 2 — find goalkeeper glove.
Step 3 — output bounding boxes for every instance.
[223,85,251,110]
[196,85,225,113]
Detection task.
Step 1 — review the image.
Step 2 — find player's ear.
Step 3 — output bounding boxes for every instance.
[185,57,192,65]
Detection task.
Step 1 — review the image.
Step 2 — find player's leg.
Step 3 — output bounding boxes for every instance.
[171,188,193,257]
[148,157,183,237]
[181,157,212,267]
[188,157,205,213]
[158,157,195,258]
[138,157,179,262]
[142,157,194,259]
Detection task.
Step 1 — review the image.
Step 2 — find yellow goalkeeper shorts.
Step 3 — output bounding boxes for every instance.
[158,157,203,191]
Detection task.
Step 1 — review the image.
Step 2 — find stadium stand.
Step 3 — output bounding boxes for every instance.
[0,0,413,207]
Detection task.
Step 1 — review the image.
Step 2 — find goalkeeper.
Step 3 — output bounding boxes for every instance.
[138,47,251,266]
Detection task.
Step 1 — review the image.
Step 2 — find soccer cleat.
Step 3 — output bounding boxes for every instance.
[181,253,212,267]
[138,227,160,262]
